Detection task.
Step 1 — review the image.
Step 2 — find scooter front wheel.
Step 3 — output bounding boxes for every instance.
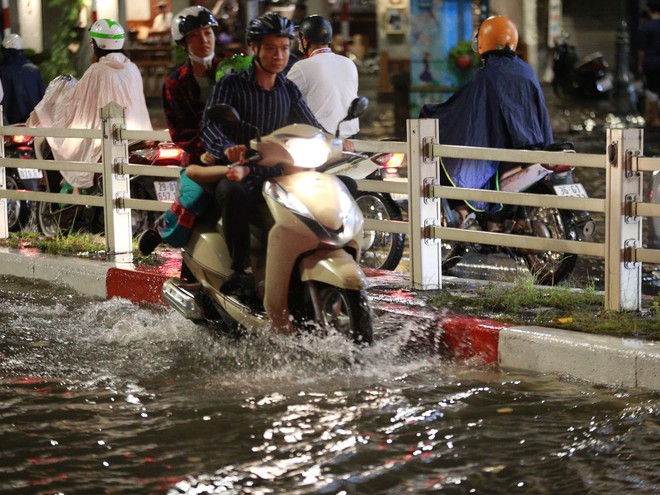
[355,193,405,271]
[306,281,373,345]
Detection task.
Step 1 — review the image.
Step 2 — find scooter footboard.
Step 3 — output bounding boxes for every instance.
[299,249,368,290]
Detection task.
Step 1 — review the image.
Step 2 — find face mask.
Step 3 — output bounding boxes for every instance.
[188,51,215,68]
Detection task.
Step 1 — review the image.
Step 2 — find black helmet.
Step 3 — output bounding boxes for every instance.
[246,12,295,45]
[297,15,332,45]
[171,6,219,46]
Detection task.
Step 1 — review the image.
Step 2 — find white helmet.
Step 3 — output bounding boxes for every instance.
[89,19,125,50]
[2,33,23,50]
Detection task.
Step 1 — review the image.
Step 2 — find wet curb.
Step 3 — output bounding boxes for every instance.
[439,316,659,391]
[1,247,658,391]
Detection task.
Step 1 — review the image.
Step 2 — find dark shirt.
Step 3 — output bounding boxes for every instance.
[200,62,322,189]
[162,59,220,165]
[0,48,45,124]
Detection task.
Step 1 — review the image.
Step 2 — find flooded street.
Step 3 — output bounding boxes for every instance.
[1,276,659,494]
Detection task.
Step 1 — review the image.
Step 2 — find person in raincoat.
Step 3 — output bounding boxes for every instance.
[28,19,152,193]
[419,15,553,217]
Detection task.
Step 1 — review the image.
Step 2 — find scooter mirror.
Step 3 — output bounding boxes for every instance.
[334,96,369,138]
[207,104,241,124]
[346,96,369,121]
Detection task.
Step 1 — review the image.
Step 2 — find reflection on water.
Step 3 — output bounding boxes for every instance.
[0,276,658,495]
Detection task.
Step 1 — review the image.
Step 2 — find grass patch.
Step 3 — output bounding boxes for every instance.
[0,231,107,255]
[428,274,660,341]
[0,231,161,263]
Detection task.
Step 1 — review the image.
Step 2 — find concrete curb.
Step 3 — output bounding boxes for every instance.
[439,316,660,390]
[1,247,659,391]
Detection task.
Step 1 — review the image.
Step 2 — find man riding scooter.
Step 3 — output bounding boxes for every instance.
[191,12,322,302]
[419,15,554,228]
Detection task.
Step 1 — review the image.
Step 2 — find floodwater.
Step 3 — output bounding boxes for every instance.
[1,276,659,495]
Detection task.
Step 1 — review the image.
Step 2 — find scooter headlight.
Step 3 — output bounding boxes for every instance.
[263,179,363,246]
[284,134,329,168]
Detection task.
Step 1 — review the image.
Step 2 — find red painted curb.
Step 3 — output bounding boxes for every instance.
[439,316,511,364]
[106,268,170,305]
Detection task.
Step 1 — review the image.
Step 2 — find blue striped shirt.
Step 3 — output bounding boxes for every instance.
[200,64,323,186]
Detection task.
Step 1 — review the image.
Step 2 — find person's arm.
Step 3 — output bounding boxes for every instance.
[185,164,230,183]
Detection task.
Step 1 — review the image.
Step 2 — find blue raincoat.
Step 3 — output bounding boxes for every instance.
[419,52,553,212]
[0,48,45,124]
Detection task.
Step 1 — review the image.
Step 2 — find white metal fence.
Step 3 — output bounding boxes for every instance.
[1,104,659,312]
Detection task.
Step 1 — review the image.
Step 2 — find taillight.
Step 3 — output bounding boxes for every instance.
[12,135,32,144]
[371,153,405,170]
[131,144,186,165]
[157,146,184,161]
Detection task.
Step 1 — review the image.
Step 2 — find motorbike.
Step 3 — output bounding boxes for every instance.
[162,97,374,344]
[2,124,40,232]
[552,33,613,99]
[336,142,596,286]
[36,140,186,237]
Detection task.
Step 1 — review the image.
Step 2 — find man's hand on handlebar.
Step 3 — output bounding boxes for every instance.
[224,145,251,182]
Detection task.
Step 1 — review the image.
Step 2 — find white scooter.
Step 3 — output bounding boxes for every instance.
[162,98,373,344]
[327,141,596,285]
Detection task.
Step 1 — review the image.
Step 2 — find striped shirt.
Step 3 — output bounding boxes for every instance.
[200,64,323,187]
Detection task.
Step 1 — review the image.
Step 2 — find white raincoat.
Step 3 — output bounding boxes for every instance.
[31,53,152,188]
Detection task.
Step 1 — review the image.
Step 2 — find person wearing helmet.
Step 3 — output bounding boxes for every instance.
[161,6,236,166]
[419,15,552,220]
[190,11,322,305]
[0,33,45,125]
[28,19,152,194]
[137,6,240,256]
[286,15,359,138]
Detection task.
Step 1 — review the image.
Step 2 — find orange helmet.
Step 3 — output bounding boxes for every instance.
[475,15,518,55]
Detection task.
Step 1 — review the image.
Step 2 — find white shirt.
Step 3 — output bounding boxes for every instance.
[31,53,152,188]
[287,49,360,138]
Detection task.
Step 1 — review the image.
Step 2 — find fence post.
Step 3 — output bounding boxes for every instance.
[408,118,442,290]
[0,105,7,239]
[604,127,643,311]
[100,102,133,255]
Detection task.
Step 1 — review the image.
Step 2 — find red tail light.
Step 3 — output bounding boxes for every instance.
[13,135,30,144]
[371,153,405,169]
[12,135,33,144]
[131,143,186,165]
[157,146,184,161]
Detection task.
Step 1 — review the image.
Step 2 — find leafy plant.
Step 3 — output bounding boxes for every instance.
[39,0,86,84]
[448,40,479,70]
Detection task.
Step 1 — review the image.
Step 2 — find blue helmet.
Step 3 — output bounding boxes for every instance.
[246,12,295,45]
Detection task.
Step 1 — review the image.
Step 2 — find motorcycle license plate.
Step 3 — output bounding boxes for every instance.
[553,183,588,198]
[17,168,43,180]
[154,180,178,201]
